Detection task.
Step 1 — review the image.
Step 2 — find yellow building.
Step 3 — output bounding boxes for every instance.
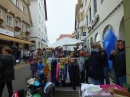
[0,0,33,49]
[77,0,87,41]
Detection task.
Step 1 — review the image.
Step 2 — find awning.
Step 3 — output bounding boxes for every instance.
[0,34,34,45]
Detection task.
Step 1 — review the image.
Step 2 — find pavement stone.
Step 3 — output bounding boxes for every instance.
[14,62,29,70]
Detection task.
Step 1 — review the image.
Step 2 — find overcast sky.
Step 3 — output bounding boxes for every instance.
[46,0,77,45]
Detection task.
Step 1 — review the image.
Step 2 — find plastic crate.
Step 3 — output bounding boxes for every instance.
[100,85,122,90]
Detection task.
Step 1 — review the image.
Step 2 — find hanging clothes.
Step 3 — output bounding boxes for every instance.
[51,59,57,84]
[56,63,60,81]
[68,62,76,90]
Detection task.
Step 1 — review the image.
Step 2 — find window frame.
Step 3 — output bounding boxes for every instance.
[22,5,26,14]
[89,7,91,23]
[26,26,28,31]
[86,15,88,28]
[14,0,19,7]
[21,24,24,32]
[6,15,13,27]
[14,19,19,27]
[93,0,97,15]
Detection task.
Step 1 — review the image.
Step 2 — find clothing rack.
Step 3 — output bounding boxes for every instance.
[50,58,78,59]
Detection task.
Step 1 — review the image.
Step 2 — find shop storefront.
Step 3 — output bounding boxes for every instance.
[0,28,34,53]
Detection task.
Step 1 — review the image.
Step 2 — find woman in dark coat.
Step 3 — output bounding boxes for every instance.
[0,46,15,97]
[89,43,104,85]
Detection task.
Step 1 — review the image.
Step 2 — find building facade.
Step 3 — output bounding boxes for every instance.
[30,0,48,50]
[78,0,124,50]
[0,0,33,50]
[56,34,72,41]
[123,0,130,84]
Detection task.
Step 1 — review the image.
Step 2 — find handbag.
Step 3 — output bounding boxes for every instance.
[0,57,5,80]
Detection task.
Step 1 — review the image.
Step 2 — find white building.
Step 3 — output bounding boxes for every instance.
[30,0,48,50]
[78,0,124,50]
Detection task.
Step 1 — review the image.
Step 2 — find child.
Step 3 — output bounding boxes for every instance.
[29,58,38,78]
[43,62,50,82]
[38,60,44,83]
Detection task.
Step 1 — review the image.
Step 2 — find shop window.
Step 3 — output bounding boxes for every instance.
[7,15,13,27]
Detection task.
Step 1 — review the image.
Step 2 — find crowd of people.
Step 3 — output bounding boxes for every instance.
[80,40,126,88]
[0,39,126,97]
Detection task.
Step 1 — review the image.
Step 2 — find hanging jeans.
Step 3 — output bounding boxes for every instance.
[114,69,120,85]
[119,75,126,87]
[91,78,101,85]
[101,67,110,84]
[0,81,13,97]
[51,68,56,84]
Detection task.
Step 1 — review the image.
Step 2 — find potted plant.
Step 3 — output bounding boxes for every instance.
[14,26,21,31]
[25,31,30,35]
[0,18,4,24]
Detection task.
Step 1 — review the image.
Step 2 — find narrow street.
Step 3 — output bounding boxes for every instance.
[2,64,31,97]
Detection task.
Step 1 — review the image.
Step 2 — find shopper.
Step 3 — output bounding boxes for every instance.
[83,52,90,84]
[0,46,15,97]
[118,41,126,87]
[89,43,104,85]
[11,42,18,65]
[109,40,122,85]
[29,58,38,78]
[77,50,85,83]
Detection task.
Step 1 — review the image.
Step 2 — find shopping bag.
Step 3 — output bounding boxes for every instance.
[26,91,32,97]
[32,94,41,97]
[12,92,19,97]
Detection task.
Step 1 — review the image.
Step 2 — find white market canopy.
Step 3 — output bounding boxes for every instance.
[49,37,83,48]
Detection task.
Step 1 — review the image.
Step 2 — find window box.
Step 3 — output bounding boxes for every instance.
[25,31,30,35]
[0,18,4,24]
[14,26,21,31]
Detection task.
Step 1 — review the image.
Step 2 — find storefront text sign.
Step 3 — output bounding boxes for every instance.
[15,32,20,36]
[0,28,14,37]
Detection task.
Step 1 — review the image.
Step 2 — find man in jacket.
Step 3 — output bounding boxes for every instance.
[118,41,126,87]
[109,40,122,85]
[0,46,15,97]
